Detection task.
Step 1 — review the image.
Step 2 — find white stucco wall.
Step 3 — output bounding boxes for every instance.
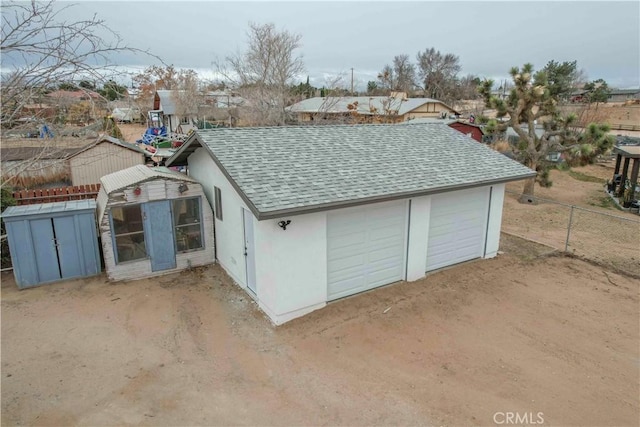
[254,213,328,325]
[185,151,509,325]
[484,183,506,258]
[188,148,328,324]
[406,196,431,281]
[187,148,249,287]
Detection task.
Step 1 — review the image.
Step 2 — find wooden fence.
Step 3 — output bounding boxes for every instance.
[12,184,101,205]
[609,123,640,131]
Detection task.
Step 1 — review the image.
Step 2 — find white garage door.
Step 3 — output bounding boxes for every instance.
[327,201,407,301]
[426,187,490,271]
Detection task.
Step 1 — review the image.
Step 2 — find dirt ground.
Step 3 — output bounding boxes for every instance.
[1,234,638,426]
[2,123,639,426]
[502,161,640,276]
[119,123,148,144]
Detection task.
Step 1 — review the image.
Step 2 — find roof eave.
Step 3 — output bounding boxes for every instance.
[104,172,197,196]
[253,172,536,220]
[165,133,202,166]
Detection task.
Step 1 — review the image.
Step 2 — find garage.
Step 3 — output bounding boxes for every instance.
[327,201,408,300]
[426,187,490,271]
[167,123,536,324]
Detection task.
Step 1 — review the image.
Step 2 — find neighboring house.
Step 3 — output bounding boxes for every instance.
[504,126,563,162]
[402,118,486,143]
[67,135,147,186]
[96,165,215,281]
[448,120,485,142]
[46,89,107,123]
[287,93,459,123]
[204,90,246,108]
[607,88,640,103]
[571,88,640,103]
[154,90,198,134]
[569,90,587,103]
[198,90,248,127]
[18,104,57,123]
[166,123,535,325]
[46,89,102,102]
[0,146,76,187]
[111,107,141,123]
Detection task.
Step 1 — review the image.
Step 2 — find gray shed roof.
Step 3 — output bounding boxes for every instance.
[286,96,459,116]
[167,123,535,219]
[2,200,96,220]
[67,135,146,159]
[99,164,197,195]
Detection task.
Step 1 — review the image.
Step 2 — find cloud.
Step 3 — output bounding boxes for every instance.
[5,1,639,89]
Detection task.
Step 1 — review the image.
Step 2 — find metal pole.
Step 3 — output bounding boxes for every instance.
[351,68,354,96]
[565,206,574,252]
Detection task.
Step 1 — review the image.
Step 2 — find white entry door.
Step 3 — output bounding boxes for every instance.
[327,201,408,301]
[242,208,257,294]
[426,187,490,271]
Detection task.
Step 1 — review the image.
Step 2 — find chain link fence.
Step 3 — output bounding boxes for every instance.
[502,190,640,277]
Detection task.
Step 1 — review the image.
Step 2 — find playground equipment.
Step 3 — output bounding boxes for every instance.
[138,109,168,145]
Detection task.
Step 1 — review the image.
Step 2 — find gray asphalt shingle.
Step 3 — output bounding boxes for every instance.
[190,123,535,217]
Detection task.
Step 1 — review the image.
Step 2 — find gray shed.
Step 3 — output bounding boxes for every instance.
[96,165,215,281]
[68,135,147,186]
[2,200,101,289]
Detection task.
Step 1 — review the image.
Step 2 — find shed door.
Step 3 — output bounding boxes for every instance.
[144,201,176,272]
[53,216,83,279]
[30,218,61,283]
[327,201,407,301]
[426,187,490,271]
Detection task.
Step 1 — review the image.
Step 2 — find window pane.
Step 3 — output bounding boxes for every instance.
[173,198,200,226]
[112,205,143,234]
[175,224,203,251]
[115,233,147,262]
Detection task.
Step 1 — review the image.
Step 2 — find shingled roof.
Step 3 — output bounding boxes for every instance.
[167,123,535,219]
[67,135,146,159]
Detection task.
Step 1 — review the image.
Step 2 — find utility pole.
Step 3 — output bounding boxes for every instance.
[351,68,354,96]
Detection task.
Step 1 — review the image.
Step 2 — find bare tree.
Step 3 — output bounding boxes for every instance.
[171,69,205,127]
[1,0,155,189]
[416,48,461,103]
[392,54,416,94]
[377,55,416,95]
[1,1,152,127]
[377,64,396,92]
[216,22,305,126]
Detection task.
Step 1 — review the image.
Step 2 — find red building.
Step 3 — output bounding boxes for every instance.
[448,120,485,142]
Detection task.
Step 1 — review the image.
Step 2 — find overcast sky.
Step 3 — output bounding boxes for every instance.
[34,1,640,90]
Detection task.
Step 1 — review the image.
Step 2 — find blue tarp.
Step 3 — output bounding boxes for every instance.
[138,126,167,145]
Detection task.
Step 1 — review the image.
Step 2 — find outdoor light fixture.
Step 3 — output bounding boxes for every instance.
[133,186,141,196]
[178,182,189,194]
[278,220,291,230]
